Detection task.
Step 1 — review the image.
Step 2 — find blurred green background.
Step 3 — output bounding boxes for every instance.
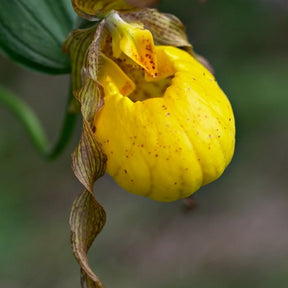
[0,0,288,287]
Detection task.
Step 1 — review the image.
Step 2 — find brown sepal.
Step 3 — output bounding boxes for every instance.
[123,8,192,49]
[125,0,161,8]
[72,0,134,20]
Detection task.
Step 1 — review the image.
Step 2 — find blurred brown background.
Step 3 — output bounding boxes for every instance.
[0,0,288,287]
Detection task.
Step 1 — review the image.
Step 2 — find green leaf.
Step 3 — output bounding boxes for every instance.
[70,189,106,288]
[0,0,77,74]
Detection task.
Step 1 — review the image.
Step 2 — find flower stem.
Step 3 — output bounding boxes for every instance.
[0,85,78,159]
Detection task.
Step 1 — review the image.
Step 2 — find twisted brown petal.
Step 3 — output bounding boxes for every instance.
[71,20,107,193]
[70,189,106,288]
[72,119,106,193]
[63,26,97,93]
[65,18,108,288]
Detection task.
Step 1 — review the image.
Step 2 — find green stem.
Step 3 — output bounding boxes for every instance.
[0,85,78,159]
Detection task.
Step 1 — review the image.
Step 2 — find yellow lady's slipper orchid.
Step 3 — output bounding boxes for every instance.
[93,17,235,202]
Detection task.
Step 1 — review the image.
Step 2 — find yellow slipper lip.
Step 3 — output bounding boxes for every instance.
[95,45,235,202]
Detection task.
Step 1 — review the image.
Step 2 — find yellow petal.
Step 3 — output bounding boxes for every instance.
[98,53,135,96]
[106,12,158,77]
[94,46,235,202]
